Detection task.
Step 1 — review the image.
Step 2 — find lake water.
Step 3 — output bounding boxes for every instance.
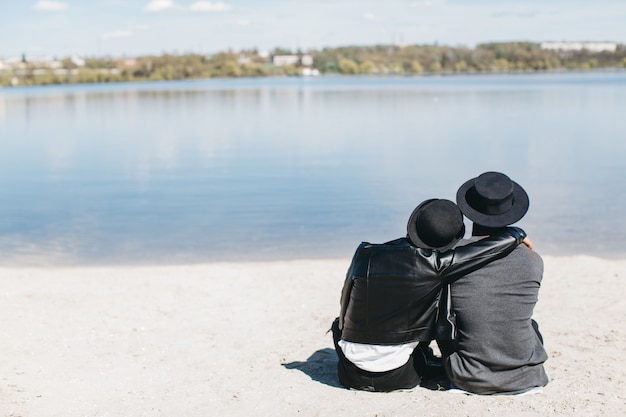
[1,71,625,265]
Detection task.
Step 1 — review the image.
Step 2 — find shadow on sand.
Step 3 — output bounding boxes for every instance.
[282,347,450,391]
[282,348,343,388]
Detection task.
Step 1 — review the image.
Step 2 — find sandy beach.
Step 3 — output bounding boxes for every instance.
[1,255,625,416]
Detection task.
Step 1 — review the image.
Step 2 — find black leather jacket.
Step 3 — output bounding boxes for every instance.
[339,227,526,345]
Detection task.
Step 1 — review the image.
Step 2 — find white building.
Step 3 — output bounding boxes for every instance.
[540,42,618,53]
[301,54,313,66]
[301,67,319,76]
[70,56,86,67]
[272,54,315,67]
[272,55,299,66]
[0,54,86,70]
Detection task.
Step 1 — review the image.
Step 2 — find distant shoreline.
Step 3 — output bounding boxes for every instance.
[2,67,625,90]
[2,41,625,87]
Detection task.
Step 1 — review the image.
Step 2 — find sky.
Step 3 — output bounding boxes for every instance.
[1,0,625,59]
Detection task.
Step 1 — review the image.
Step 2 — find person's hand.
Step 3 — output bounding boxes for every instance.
[522,236,534,251]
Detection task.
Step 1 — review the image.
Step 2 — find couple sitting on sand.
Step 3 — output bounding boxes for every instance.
[332,171,549,395]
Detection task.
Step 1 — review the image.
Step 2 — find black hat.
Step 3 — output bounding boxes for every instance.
[407,199,465,251]
[456,171,529,228]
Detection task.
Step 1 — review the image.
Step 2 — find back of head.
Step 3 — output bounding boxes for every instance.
[456,171,529,228]
[406,199,465,251]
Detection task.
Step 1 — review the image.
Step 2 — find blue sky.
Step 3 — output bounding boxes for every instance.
[1,0,625,58]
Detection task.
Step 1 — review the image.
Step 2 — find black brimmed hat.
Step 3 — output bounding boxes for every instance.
[407,199,465,251]
[456,171,529,228]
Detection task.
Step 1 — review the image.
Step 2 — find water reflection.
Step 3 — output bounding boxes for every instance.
[0,73,625,265]
[0,95,5,125]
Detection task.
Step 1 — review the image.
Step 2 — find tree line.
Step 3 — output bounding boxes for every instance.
[2,42,626,87]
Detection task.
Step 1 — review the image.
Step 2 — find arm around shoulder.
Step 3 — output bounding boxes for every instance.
[440,227,527,282]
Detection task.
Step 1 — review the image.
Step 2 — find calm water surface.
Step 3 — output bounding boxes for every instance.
[1,72,625,265]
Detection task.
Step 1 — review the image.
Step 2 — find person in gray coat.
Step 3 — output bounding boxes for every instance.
[440,171,549,395]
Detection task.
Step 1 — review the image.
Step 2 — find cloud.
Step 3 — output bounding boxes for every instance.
[100,30,133,40]
[144,0,177,12]
[189,1,231,12]
[143,1,231,13]
[100,24,151,40]
[31,1,69,11]
[362,13,376,21]
[237,19,251,26]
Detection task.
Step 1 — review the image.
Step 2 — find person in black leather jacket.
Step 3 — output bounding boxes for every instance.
[331,199,528,392]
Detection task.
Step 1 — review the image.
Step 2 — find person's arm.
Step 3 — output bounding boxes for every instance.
[337,244,363,330]
[437,227,527,283]
[338,272,354,331]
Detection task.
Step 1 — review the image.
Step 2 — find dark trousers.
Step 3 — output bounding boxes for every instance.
[331,318,423,392]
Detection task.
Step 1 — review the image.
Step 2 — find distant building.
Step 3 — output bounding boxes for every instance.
[540,42,618,53]
[70,56,86,67]
[3,56,27,69]
[1,54,86,70]
[301,54,313,66]
[272,55,299,66]
[300,67,319,76]
[272,54,315,68]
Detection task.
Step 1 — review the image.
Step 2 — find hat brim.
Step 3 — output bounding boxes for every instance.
[456,178,529,228]
[406,199,465,252]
